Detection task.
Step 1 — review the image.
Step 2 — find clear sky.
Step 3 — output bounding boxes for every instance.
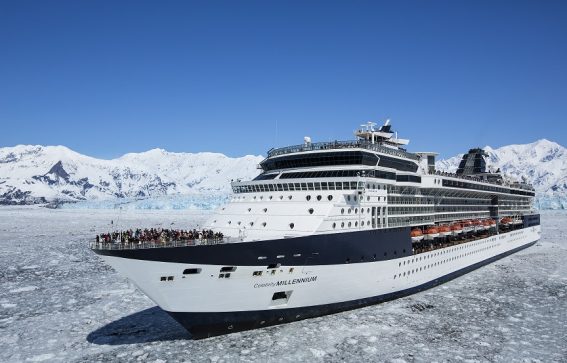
[1,0,566,159]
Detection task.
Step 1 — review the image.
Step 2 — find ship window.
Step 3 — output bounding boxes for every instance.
[252,271,263,276]
[361,221,364,226]
[306,195,311,201]
[321,182,328,190]
[317,195,322,201]
[341,208,345,214]
[341,222,345,228]
[332,222,336,228]
[268,263,281,269]
[308,208,314,214]
[355,222,358,227]
[289,223,295,229]
[355,208,358,213]
[288,195,292,200]
[263,208,267,212]
[160,276,166,281]
[250,222,254,226]
[348,222,352,227]
[328,195,333,201]
[228,221,231,224]
[348,209,351,214]
[183,268,202,275]
[167,276,174,281]
[347,195,351,201]
[248,208,251,212]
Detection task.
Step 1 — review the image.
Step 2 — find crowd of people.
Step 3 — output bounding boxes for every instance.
[95,228,224,244]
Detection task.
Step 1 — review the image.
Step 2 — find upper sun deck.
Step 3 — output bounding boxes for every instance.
[267,140,419,161]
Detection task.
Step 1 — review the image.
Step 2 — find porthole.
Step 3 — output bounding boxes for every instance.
[348,208,352,214]
[306,195,311,201]
[288,195,292,200]
[367,196,370,201]
[347,195,351,201]
[228,221,232,224]
[263,208,267,213]
[332,222,336,229]
[328,195,333,201]
[341,222,345,228]
[361,208,364,214]
[354,196,357,201]
[262,222,267,227]
[355,221,358,227]
[355,208,358,214]
[317,195,322,201]
[348,222,352,227]
[367,208,370,213]
[361,221,365,226]
[250,222,254,226]
[289,223,295,229]
[279,195,283,200]
[248,208,251,212]
[237,221,241,225]
[308,208,314,214]
[341,208,345,214]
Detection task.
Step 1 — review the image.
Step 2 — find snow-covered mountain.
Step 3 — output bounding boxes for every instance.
[437,139,567,210]
[0,145,263,206]
[1,139,565,209]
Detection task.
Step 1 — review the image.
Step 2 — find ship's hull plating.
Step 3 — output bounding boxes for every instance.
[96,225,541,339]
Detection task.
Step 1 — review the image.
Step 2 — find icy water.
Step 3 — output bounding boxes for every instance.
[0,208,565,363]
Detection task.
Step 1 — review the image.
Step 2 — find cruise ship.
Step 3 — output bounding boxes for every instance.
[91,120,541,339]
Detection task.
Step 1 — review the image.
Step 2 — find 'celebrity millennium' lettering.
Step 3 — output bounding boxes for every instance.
[91,119,541,339]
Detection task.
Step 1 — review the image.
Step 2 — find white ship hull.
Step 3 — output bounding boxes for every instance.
[99,225,540,338]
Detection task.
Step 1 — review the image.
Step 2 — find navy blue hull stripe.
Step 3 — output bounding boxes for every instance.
[167,240,538,339]
[94,227,413,266]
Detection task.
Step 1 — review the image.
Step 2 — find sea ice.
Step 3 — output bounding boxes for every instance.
[0,207,565,362]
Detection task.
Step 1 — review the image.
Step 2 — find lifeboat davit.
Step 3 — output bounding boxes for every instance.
[438,224,452,236]
[423,226,439,240]
[462,220,474,233]
[482,219,491,230]
[489,219,497,228]
[450,223,463,235]
[411,228,424,242]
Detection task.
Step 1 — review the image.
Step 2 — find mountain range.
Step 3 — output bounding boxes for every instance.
[0,139,565,209]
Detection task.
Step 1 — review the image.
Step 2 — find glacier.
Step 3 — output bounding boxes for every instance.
[0,207,565,362]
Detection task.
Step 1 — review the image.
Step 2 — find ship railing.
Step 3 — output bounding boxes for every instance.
[428,171,534,191]
[267,140,419,161]
[89,237,238,250]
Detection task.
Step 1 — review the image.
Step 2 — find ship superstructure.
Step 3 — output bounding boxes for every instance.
[91,120,540,338]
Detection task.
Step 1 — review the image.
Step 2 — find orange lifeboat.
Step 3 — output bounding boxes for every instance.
[462,220,474,233]
[423,226,439,240]
[472,219,483,232]
[450,223,463,235]
[501,217,513,225]
[411,228,424,242]
[438,224,452,236]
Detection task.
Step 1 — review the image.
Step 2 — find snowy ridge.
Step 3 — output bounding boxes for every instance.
[1,139,565,209]
[437,139,567,209]
[0,145,263,206]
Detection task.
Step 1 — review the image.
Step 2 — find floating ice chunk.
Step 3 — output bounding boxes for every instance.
[9,286,38,293]
[26,353,55,362]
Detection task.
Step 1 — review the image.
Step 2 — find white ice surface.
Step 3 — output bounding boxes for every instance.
[0,207,565,362]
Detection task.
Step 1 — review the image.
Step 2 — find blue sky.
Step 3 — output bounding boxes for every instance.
[1,0,566,159]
